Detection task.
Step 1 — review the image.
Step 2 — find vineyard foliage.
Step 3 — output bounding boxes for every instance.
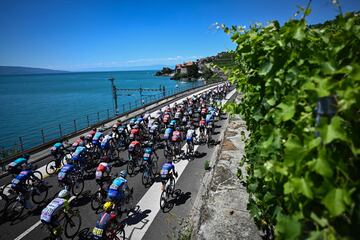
[222,10,360,240]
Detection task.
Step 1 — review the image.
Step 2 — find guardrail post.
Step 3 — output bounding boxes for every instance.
[19,137,24,151]
[107,109,110,119]
[74,119,77,132]
[97,112,100,122]
[87,115,90,127]
[129,102,131,110]
[59,124,63,137]
[41,129,45,144]
[122,104,125,113]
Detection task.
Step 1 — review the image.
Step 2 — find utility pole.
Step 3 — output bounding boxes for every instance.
[109,77,118,114]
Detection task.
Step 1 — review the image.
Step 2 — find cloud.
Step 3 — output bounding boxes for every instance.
[47,55,203,70]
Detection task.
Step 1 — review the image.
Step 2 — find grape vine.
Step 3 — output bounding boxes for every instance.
[222,8,360,240]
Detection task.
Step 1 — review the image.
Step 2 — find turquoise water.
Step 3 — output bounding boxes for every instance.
[0,71,201,151]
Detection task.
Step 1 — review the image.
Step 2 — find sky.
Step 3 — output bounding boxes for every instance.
[0,0,359,71]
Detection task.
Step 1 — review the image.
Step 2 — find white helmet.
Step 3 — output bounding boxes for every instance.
[58,189,70,199]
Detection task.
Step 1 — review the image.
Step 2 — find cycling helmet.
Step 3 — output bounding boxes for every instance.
[103,201,114,212]
[102,155,109,162]
[58,189,70,199]
[23,153,30,160]
[98,127,104,132]
[190,126,195,130]
[133,124,139,129]
[112,124,117,129]
[80,135,85,140]
[119,170,128,178]
[176,127,180,131]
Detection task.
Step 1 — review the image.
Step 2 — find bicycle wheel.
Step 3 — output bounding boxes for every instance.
[6,198,24,220]
[26,171,43,186]
[64,212,81,238]
[141,167,151,186]
[71,178,84,196]
[151,161,158,176]
[159,190,167,210]
[1,183,14,198]
[91,190,105,211]
[32,184,48,204]
[116,228,125,240]
[45,160,57,175]
[127,161,135,176]
[0,193,8,216]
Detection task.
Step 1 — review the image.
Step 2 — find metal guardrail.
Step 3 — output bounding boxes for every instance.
[0,80,224,167]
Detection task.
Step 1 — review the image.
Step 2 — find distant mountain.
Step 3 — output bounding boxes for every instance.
[0,66,68,75]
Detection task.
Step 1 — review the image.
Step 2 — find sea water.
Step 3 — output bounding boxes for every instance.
[0,70,201,151]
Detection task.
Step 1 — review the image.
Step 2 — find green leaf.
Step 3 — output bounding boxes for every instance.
[284,135,306,165]
[310,212,329,227]
[322,188,351,217]
[304,8,312,17]
[313,148,333,178]
[259,61,273,76]
[275,214,301,240]
[284,177,313,199]
[319,116,348,144]
[293,24,306,41]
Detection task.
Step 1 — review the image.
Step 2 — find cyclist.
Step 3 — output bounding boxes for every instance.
[86,128,97,144]
[40,189,71,236]
[7,154,30,175]
[128,140,142,160]
[92,202,118,239]
[95,156,112,185]
[163,126,173,144]
[51,142,65,168]
[107,170,131,211]
[171,127,182,143]
[186,126,196,147]
[143,143,159,166]
[160,160,178,191]
[71,142,87,173]
[57,162,77,188]
[11,169,33,209]
[71,136,85,150]
[199,118,206,136]
[169,119,177,130]
[100,134,113,155]
[93,128,104,147]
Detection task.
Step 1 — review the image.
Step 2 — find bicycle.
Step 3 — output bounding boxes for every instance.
[141,157,158,186]
[59,170,84,196]
[46,150,71,175]
[1,167,43,198]
[127,151,143,176]
[5,180,48,220]
[91,175,114,211]
[160,173,177,210]
[42,208,82,239]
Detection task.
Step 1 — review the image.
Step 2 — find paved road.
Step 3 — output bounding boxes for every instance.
[0,87,236,240]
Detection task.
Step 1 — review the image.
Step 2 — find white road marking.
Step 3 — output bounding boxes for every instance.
[11,84,228,240]
[123,89,236,239]
[14,221,42,240]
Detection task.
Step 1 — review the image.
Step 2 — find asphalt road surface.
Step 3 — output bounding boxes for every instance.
[0,87,236,240]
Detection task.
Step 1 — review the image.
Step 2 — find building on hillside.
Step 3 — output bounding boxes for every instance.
[175,61,197,75]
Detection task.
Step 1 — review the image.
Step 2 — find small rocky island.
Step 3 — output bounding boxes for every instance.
[155,67,174,76]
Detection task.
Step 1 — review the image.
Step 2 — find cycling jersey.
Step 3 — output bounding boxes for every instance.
[186,130,195,141]
[11,170,31,192]
[128,141,141,153]
[93,132,103,141]
[143,148,153,161]
[149,124,158,134]
[72,146,86,162]
[160,163,175,179]
[7,157,28,173]
[205,114,213,124]
[163,128,173,140]
[100,135,112,150]
[93,212,116,238]
[171,131,181,142]
[40,197,68,224]
[107,177,127,201]
[57,164,75,182]
[174,112,182,119]
[95,162,111,180]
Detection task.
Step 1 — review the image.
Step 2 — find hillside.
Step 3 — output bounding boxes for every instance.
[0,66,68,75]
